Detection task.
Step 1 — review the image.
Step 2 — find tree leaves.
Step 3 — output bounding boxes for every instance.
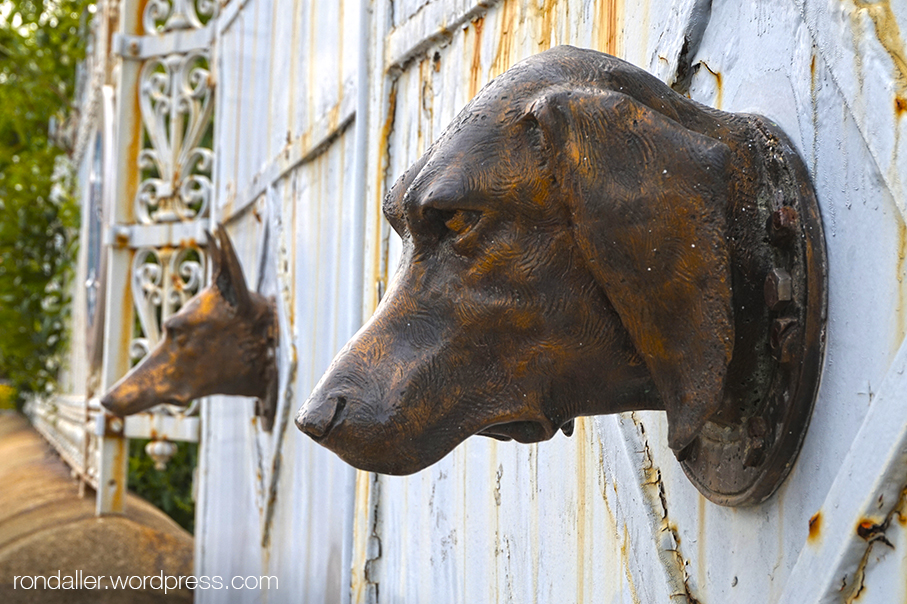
[0,0,90,406]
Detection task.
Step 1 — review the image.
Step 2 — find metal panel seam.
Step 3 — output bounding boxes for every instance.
[778,338,907,603]
[385,0,502,73]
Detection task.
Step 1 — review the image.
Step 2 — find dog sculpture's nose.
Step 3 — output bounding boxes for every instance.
[99,392,123,416]
[295,395,344,439]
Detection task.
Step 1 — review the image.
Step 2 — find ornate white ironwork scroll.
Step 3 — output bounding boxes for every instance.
[136,50,213,224]
[131,245,206,363]
[143,0,216,35]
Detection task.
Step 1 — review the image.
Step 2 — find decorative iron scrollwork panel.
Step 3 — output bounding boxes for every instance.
[143,0,217,35]
[131,245,206,364]
[136,50,213,224]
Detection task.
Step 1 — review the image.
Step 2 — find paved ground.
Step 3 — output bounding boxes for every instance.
[0,411,194,603]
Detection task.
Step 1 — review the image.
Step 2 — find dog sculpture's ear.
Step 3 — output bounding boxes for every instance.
[527,90,734,454]
[206,224,252,312]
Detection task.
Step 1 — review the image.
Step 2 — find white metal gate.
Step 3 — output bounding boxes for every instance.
[44,0,907,602]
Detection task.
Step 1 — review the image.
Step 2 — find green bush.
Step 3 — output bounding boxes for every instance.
[0,0,89,407]
[128,438,198,534]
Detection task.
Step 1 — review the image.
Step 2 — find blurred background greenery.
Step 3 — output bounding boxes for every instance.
[0,0,86,409]
[1,0,196,534]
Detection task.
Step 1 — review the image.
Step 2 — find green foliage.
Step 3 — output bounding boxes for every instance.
[128,439,198,534]
[0,382,14,409]
[0,0,91,405]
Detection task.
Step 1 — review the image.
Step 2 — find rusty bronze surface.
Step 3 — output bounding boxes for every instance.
[101,227,279,431]
[297,46,827,505]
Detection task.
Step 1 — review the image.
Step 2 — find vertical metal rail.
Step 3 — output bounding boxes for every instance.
[340,0,372,602]
[349,0,395,601]
[96,0,143,515]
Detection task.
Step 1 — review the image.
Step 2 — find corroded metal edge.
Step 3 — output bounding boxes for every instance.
[680,116,828,506]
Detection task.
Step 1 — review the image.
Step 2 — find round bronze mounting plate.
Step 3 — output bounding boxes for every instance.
[679,117,828,507]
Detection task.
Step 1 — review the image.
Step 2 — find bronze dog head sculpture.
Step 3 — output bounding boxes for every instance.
[296,46,825,502]
[101,227,278,429]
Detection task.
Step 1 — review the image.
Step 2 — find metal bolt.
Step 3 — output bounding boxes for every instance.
[771,206,798,232]
[743,438,766,468]
[128,40,140,56]
[764,268,792,310]
[770,317,797,349]
[112,225,131,248]
[108,417,123,434]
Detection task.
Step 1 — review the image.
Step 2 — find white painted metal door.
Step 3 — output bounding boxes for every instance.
[60,0,907,602]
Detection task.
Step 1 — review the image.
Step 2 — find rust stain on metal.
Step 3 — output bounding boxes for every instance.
[808,511,822,543]
[124,96,143,225]
[137,0,150,35]
[855,517,892,546]
[350,471,380,603]
[370,81,398,311]
[630,416,698,600]
[469,17,485,99]
[328,103,341,133]
[697,495,707,587]
[896,220,907,354]
[118,253,137,379]
[843,487,907,602]
[595,0,622,55]
[110,436,125,512]
[857,0,907,93]
[698,60,724,109]
[535,1,556,51]
[418,57,432,154]
[491,0,520,77]
[895,95,907,116]
[620,525,643,604]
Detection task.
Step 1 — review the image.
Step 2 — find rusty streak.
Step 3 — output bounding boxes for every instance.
[808,511,822,543]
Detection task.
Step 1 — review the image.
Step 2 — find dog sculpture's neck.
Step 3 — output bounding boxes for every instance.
[668,112,826,506]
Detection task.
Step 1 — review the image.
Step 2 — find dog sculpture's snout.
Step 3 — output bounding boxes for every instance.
[99,392,122,415]
[296,395,345,439]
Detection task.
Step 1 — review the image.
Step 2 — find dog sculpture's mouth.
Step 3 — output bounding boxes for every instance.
[478,420,556,443]
[298,397,556,446]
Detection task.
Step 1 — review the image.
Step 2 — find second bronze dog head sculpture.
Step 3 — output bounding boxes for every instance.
[297,46,825,502]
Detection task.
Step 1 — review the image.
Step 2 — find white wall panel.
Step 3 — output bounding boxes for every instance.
[189,0,907,602]
[200,1,361,601]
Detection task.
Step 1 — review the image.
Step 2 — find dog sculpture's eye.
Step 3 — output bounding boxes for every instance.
[165,320,190,347]
[418,207,483,252]
[443,210,481,235]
